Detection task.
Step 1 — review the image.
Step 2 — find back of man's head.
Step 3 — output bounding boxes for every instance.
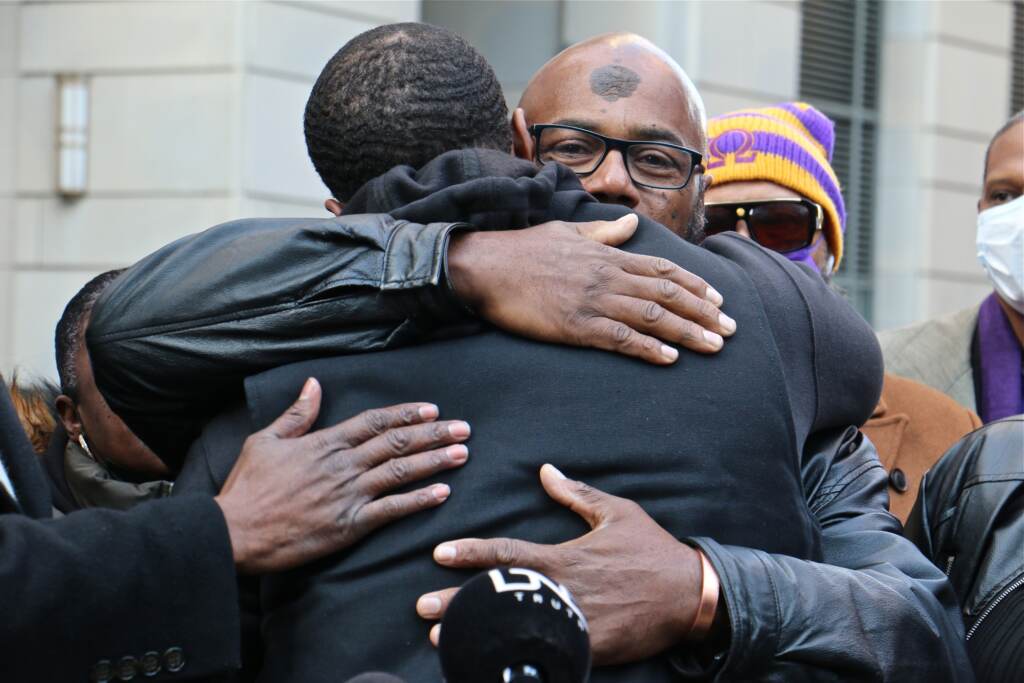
[304,22,512,202]
[55,269,124,401]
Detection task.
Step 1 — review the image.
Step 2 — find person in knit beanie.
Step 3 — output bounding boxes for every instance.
[704,102,845,277]
[706,102,986,523]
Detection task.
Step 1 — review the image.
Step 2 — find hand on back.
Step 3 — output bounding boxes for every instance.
[216,378,470,574]
[415,465,712,665]
[447,214,736,365]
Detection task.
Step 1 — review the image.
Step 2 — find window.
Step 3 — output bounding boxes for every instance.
[799,0,883,322]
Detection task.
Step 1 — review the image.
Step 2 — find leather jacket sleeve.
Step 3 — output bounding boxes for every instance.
[675,428,973,682]
[86,214,472,466]
[905,416,1024,683]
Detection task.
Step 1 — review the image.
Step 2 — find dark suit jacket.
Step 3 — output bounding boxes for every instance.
[0,379,241,682]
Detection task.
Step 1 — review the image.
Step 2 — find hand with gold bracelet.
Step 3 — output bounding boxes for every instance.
[414,464,728,666]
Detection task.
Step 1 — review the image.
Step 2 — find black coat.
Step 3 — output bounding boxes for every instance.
[168,151,970,681]
[905,416,1024,683]
[0,379,241,682]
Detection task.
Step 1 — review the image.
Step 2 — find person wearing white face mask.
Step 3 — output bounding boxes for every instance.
[900,116,1024,683]
[881,111,1024,423]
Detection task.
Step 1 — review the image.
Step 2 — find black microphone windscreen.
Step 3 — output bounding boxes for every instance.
[439,567,591,683]
[343,673,407,683]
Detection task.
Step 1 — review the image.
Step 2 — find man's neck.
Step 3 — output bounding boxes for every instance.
[995,294,1024,349]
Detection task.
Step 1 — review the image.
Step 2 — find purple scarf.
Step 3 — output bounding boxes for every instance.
[977,293,1024,423]
[782,243,819,270]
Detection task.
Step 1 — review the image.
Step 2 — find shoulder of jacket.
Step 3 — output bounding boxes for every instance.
[972,417,1024,465]
[883,374,970,414]
[878,303,980,356]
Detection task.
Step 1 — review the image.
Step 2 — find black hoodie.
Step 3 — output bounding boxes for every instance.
[343,147,592,229]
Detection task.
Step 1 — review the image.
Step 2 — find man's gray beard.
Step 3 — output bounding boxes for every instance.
[684,194,706,245]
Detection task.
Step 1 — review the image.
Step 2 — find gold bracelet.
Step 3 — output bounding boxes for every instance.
[686,549,720,641]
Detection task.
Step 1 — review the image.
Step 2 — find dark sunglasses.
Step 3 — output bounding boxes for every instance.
[704,198,823,253]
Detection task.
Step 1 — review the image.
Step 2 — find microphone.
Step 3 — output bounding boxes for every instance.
[439,567,591,683]
[343,674,406,683]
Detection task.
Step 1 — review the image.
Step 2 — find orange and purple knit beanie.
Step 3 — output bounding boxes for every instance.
[707,102,846,271]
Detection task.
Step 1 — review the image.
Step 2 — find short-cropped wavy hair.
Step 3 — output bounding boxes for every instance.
[304,22,512,201]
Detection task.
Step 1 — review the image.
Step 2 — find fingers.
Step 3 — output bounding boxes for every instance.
[355,483,453,534]
[580,316,681,365]
[263,378,322,439]
[358,444,469,496]
[305,402,441,451]
[432,536,549,570]
[573,213,639,246]
[430,623,441,648]
[598,294,726,355]
[350,420,471,470]
[416,586,459,621]
[559,246,734,362]
[616,272,736,340]
[619,252,724,307]
[539,463,617,529]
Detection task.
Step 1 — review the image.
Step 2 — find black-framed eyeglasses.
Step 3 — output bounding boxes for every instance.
[704,198,823,253]
[529,124,703,190]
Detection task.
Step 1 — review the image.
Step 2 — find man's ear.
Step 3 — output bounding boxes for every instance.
[55,395,81,439]
[511,108,534,162]
[702,172,714,192]
[325,198,344,216]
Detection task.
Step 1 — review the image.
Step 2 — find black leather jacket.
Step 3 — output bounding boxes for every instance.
[89,150,971,680]
[905,416,1024,682]
[87,213,474,465]
[682,426,972,681]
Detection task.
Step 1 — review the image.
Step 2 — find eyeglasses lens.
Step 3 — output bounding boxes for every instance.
[537,127,605,174]
[626,145,693,189]
[703,202,815,252]
[704,206,739,236]
[748,203,814,252]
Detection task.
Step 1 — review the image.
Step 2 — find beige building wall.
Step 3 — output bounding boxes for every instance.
[1,0,1019,380]
[424,0,802,121]
[873,0,1015,330]
[1,0,418,381]
[1,3,18,385]
[563,0,803,113]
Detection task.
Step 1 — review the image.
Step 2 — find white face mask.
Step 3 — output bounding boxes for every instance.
[977,195,1024,314]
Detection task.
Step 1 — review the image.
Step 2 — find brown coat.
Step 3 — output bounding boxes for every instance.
[862,373,982,523]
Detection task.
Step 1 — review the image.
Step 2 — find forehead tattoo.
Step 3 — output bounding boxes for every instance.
[589,64,641,102]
